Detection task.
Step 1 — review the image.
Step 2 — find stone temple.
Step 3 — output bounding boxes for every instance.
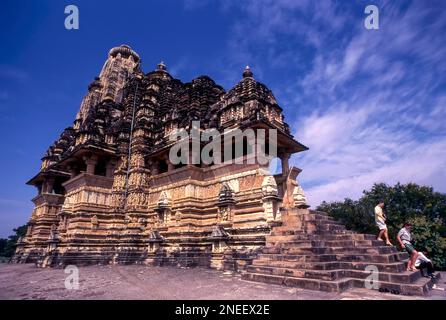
[14,45,435,295]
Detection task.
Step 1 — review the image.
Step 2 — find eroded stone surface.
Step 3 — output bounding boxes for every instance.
[1,264,444,300]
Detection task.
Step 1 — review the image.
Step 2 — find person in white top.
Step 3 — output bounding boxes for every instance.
[374,202,392,246]
[397,222,418,272]
[415,250,435,278]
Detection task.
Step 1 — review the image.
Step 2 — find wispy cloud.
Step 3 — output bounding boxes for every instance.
[186,0,446,205]
[305,139,446,205]
[293,1,446,205]
[0,65,30,83]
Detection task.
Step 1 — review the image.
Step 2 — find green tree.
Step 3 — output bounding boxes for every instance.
[0,238,8,257]
[317,183,446,269]
[1,224,28,258]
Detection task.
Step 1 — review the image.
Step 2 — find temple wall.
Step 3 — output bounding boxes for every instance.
[20,164,277,267]
[14,46,307,270]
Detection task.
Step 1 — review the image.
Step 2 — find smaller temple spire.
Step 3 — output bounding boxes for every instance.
[157,61,167,71]
[243,65,253,78]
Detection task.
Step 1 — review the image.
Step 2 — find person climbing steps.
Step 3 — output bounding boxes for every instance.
[374,202,393,246]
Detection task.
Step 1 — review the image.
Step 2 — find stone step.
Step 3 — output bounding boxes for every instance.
[345,268,421,283]
[267,233,376,242]
[280,219,345,228]
[316,224,347,232]
[242,272,434,295]
[282,212,335,221]
[351,274,436,296]
[261,245,398,255]
[261,246,314,254]
[315,234,377,240]
[270,229,356,236]
[311,246,398,255]
[266,239,385,248]
[266,234,311,241]
[242,272,354,293]
[257,252,408,263]
[246,265,421,284]
[251,260,407,273]
[243,208,435,296]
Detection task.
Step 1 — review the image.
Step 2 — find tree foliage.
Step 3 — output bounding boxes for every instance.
[0,224,28,258]
[317,183,446,269]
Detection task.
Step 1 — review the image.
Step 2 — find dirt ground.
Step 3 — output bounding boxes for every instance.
[0,263,445,300]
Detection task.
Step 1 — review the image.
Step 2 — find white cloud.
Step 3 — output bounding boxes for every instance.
[304,139,446,206]
[183,0,446,206]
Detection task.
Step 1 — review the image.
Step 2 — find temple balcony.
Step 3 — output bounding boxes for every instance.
[31,193,66,207]
[61,172,114,212]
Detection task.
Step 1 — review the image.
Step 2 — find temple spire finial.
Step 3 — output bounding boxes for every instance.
[243,65,253,78]
[157,61,167,71]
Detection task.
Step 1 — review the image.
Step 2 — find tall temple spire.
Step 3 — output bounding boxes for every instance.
[74,45,141,128]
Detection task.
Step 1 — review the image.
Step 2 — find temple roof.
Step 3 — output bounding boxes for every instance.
[34,48,308,177]
[224,66,280,107]
[108,44,140,62]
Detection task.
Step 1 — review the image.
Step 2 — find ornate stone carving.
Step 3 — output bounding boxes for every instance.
[261,176,278,198]
[49,224,58,240]
[147,229,164,252]
[155,191,171,225]
[262,175,281,222]
[157,191,170,208]
[210,225,229,238]
[174,211,182,225]
[293,184,309,209]
[217,183,235,223]
[209,226,229,253]
[91,215,99,230]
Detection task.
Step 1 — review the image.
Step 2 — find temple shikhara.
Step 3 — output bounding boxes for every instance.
[14,45,435,295]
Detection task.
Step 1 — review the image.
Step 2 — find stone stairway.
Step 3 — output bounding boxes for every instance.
[242,209,438,296]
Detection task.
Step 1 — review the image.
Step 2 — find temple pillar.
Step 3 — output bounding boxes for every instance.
[84,155,98,175]
[262,176,281,222]
[280,152,290,176]
[43,178,55,194]
[67,163,79,178]
[106,159,117,178]
[151,162,159,175]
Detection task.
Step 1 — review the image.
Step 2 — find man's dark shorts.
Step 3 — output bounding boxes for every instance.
[405,243,416,255]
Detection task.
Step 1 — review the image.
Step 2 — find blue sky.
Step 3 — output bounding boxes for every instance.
[0,0,445,237]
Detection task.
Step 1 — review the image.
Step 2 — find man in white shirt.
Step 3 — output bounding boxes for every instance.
[415,250,435,278]
[375,202,392,246]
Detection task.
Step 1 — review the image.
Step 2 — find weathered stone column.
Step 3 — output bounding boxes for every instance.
[280,152,290,176]
[150,161,159,175]
[67,163,79,179]
[209,225,229,270]
[262,175,281,222]
[43,178,55,194]
[106,159,117,178]
[84,155,98,175]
